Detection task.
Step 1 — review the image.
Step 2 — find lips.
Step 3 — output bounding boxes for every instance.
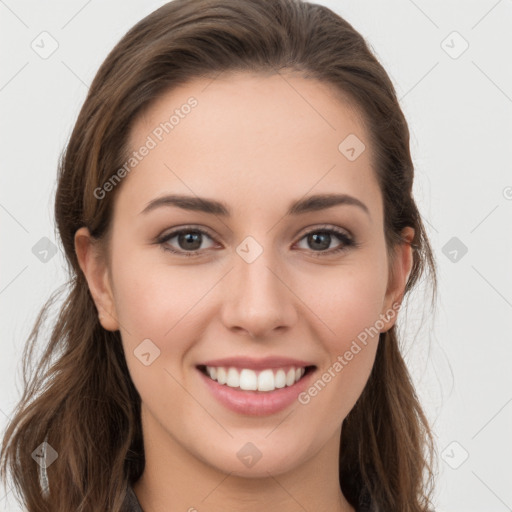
[197,364,317,416]
[195,356,317,415]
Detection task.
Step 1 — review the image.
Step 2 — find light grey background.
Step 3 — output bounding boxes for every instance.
[1,1,511,511]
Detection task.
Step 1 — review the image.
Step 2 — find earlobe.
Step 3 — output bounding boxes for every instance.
[74,227,119,331]
[380,226,415,332]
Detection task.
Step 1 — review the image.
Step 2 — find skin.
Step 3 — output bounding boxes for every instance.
[75,71,414,512]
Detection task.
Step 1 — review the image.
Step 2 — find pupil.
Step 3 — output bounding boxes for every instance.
[179,232,201,250]
[309,232,330,251]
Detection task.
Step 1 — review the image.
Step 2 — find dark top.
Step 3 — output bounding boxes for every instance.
[122,484,376,511]
[123,484,144,511]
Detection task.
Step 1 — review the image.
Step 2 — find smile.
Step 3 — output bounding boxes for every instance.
[196,363,317,416]
[197,365,314,392]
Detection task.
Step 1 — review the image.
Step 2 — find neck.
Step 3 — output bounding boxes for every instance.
[132,411,355,512]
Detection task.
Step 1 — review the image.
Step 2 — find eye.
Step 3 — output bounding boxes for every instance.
[155,224,358,258]
[295,225,357,256]
[156,227,216,257]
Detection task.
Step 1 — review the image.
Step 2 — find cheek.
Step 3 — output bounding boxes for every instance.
[112,253,207,408]
[300,281,382,427]
[298,254,387,411]
[308,257,389,342]
[110,244,211,338]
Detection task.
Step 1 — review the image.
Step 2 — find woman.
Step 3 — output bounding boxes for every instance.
[1,0,437,510]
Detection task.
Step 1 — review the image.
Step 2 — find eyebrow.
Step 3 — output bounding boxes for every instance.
[140,193,370,218]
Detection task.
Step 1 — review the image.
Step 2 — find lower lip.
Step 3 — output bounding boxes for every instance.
[197,367,316,416]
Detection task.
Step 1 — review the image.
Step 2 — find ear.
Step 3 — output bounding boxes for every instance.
[74,227,119,331]
[380,226,415,332]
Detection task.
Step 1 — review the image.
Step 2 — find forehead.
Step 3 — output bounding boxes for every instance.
[120,71,381,220]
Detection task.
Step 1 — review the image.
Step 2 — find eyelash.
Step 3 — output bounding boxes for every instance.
[155,224,359,258]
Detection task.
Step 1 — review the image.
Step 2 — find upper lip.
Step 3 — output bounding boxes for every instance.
[197,356,316,370]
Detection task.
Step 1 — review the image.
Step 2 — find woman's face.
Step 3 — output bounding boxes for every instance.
[78,71,412,478]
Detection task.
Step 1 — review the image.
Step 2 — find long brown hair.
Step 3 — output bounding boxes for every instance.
[1,0,438,510]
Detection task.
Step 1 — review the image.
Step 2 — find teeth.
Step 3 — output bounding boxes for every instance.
[274,369,286,389]
[205,365,307,392]
[216,367,226,384]
[286,368,296,386]
[226,367,240,387]
[257,369,275,392]
[240,369,258,390]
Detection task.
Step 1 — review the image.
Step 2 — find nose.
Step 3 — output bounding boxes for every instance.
[219,248,298,339]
